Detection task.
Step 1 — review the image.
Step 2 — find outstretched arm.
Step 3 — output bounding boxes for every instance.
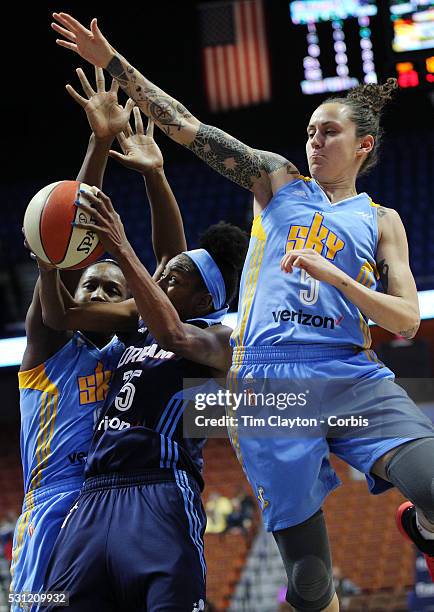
[34,66,136,353]
[108,109,187,279]
[68,65,135,188]
[51,13,299,209]
[72,189,232,373]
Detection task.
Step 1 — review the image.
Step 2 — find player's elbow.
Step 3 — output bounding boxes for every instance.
[156,325,189,354]
[397,310,420,339]
[41,311,66,331]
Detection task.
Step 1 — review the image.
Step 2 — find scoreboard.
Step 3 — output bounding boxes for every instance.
[288,0,434,94]
[390,0,434,88]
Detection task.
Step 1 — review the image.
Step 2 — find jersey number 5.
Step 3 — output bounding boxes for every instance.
[299,269,320,306]
[115,369,142,412]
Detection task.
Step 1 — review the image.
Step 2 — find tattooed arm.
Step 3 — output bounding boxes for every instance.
[374,207,420,338]
[335,207,419,338]
[51,13,299,209]
[281,206,420,338]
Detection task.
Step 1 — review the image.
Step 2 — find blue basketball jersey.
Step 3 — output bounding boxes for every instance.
[86,312,227,490]
[18,332,124,495]
[11,333,124,606]
[231,177,380,350]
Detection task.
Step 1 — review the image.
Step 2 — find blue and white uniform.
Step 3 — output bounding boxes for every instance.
[44,310,227,612]
[10,333,122,609]
[228,176,434,531]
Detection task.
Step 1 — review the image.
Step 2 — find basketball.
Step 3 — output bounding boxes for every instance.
[23,180,104,270]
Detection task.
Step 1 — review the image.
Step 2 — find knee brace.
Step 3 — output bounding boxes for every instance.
[386,437,434,523]
[273,509,335,611]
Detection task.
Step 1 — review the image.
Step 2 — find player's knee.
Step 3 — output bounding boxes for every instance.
[285,554,335,611]
[386,438,434,522]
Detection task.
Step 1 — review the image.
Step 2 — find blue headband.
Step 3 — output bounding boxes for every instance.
[184,248,227,310]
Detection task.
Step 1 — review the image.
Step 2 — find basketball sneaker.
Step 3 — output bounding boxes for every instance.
[396,501,434,581]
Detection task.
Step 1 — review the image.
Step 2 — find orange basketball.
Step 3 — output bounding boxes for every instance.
[23,180,104,270]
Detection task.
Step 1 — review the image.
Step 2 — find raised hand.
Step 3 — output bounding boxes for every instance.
[109,108,164,174]
[51,13,114,68]
[66,66,135,140]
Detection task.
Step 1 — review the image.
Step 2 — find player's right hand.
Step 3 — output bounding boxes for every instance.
[66,66,135,140]
[52,13,114,69]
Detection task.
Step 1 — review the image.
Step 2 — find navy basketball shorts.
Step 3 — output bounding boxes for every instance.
[227,344,434,532]
[44,469,206,611]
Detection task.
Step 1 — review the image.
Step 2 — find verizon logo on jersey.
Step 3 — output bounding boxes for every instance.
[118,344,175,368]
[272,308,335,329]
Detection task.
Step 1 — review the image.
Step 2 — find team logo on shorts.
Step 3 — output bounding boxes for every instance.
[28,522,35,537]
[257,486,269,511]
[192,599,205,611]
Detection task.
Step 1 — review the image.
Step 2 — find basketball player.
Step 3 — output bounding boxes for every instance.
[11,67,188,608]
[51,13,434,612]
[40,189,247,610]
[9,67,134,608]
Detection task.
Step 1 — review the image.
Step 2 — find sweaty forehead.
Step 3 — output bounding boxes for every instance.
[308,103,351,127]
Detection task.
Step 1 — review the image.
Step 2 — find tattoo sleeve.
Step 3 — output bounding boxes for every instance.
[106,54,295,192]
[187,124,262,190]
[377,258,389,293]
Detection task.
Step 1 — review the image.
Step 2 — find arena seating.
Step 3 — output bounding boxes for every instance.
[323,455,414,592]
[203,438,260,610]
[0,424,22,517]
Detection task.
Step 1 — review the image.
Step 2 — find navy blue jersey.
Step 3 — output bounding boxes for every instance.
[85,320,215,490]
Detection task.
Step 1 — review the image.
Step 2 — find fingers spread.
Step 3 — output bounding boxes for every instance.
[146,116,155,138]
[76,67,95,98]
[90,17,104,39]
[116,132,127,152]
[56,40,78,53]
[123,99,136,122]
[51,22,76,42]
[65,84,87,107]
[134,107,144,135]
[110,79,119,94]
[55,12,90,35]
[108,150,128,164]
[123,122,133,139]
[95,66,105,93]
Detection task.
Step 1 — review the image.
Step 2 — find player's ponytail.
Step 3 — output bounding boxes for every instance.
[199,221,248,305]
[324,78,398,176]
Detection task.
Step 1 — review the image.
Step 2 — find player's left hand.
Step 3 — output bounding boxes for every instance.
[109,110,164,174]
[280,248,343,286]
[73,189,129,257]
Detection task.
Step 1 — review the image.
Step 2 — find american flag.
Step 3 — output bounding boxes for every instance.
[198,0,271,112]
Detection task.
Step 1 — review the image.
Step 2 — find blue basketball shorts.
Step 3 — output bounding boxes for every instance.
[9,478,83,612]
[227,344,434,532]
[44,469,206,612]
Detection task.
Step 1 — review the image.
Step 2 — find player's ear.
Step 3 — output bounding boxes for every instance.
[193,291,213,316]
[357,134,374,155]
